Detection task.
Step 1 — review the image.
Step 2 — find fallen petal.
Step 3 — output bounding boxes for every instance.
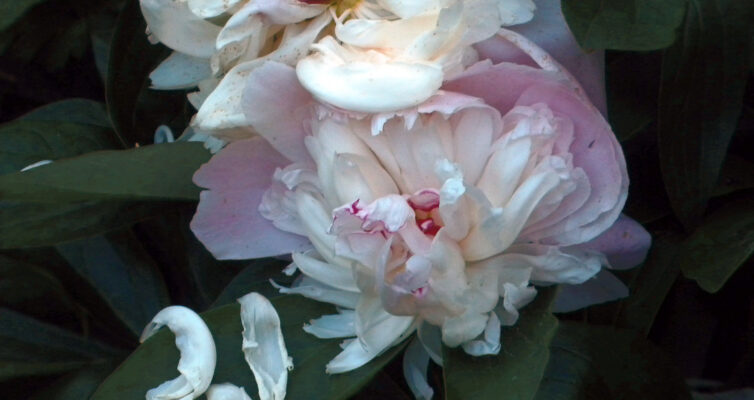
[141,306,216,400]
[238,293,293,400]
[206,383,253,400]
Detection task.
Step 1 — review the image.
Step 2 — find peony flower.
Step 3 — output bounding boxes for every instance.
[191,23,650,386]
[140,0,538,142]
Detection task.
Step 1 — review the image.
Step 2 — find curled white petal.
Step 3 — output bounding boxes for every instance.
[206,383,252,400]
[238,293,293,400]
[150,52,212,90]
[141,306,216,400]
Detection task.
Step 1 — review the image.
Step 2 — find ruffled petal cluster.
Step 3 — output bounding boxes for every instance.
[191,23,650,375]
[140,0,538,145]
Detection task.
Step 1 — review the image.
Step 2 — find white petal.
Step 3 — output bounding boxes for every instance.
[140,0,221,58]
[238,293,293,400]
[403,337,434,400]
[293,252,359,292]
[188,0,243,18]
[326,297,415,373]
[303,310,357,339]
[552,270,629,313]
[206,383,252,400]
[506,244,604,285]
[150,52,212,90]
[461,312,501,356]
[141,306,216,400]
[272,277,360,309]
[497,0,536,26]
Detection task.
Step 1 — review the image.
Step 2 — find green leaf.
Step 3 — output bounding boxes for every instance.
[0,201,169,249]
[19,98,112,127]
[678,198,754,293]
[211,260,293,308]
[106,0,174,146]
[56,230,171,337]
[713,155,754,197]
[611,233,683,334]
[561,0,686,51]
[91,296,408,400]
[0,254,80,320]
[0,142,210,203]
[443,288,558,400]
[30,362,119,400]
[0,0,48,31]
[0,308,122,381]
[0,100,120,174]
[534,322,691,400]
[657,0,753,227]
[606,52,660,142]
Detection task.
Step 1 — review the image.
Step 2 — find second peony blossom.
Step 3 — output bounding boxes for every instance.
[190,29,649,375]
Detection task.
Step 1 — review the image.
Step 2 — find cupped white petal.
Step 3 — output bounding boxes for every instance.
[206,383,253,400]
[238,293,293,400]
[141,306,216,400]
[296,38,444,113]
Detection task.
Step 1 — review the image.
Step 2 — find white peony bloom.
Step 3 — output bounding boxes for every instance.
[140,0,538,140]
[141,306,216,400]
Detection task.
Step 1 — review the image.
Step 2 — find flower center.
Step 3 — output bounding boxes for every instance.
[408,189,443,237]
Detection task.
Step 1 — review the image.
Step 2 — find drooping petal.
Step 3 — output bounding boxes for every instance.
[191,137,311,259]
[206,383,253,400]
[403,337,434,400]
[241,61,315,162]
[150,52,212,90]
[238,293,293,400]
[141,306,216,400]
[553,270,629,313]
[140,0,221,58]
[573,214,652,270]
[272,276,360,309]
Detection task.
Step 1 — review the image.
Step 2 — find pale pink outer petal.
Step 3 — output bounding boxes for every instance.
[444,62,628,246]
[572,214,652,270]
[241,61,315,164]
[190,137,311,259]
[474,0,607,114]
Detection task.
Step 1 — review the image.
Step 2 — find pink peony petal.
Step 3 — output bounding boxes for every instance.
[241,61,315,164]
[444,62,627,246]
[573,214,652,270]
[190,137,311,259]
[474,0,607,114]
